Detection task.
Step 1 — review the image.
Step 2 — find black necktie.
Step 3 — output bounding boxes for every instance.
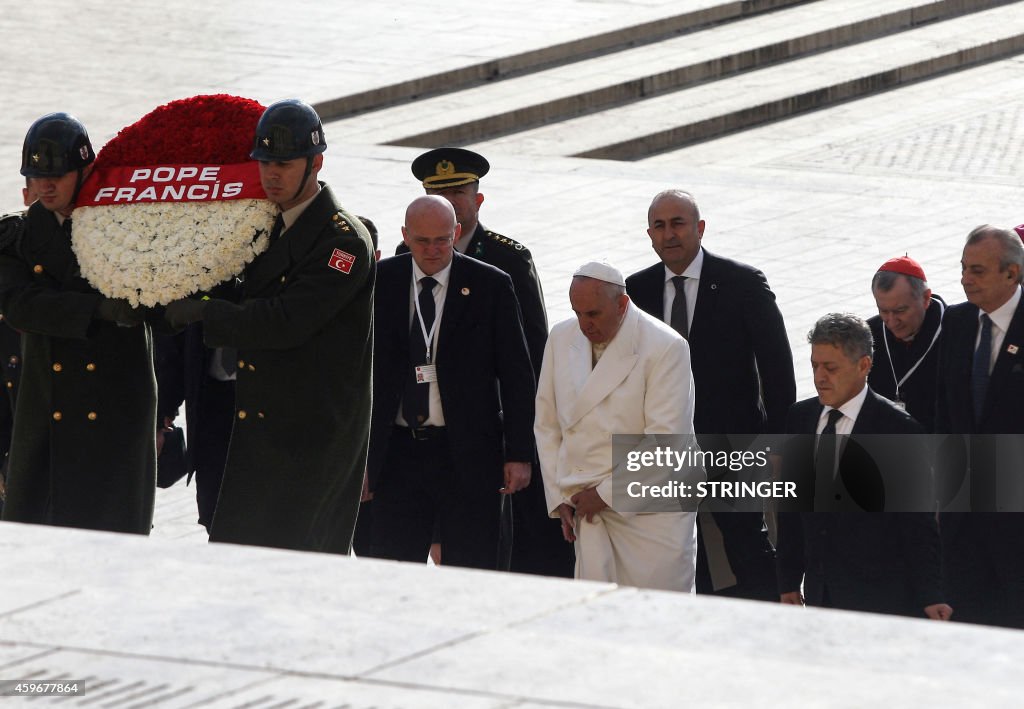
[817,408,844,478]
[403,276,438,428]
[670,275,689,339]
[62,218,73,236]
[268,214,284,245]
[972,313,993,423]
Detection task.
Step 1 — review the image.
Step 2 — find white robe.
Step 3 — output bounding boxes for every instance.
[535,302,698,592]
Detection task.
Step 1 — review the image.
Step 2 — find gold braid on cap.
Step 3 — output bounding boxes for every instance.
[422,159,479,188]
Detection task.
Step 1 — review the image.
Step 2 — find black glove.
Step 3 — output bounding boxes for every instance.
[95,297,146,327]
[164,298,206,329]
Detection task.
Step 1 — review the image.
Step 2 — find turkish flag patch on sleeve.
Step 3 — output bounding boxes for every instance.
[328,248,356,274]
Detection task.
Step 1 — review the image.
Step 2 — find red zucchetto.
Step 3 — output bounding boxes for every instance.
[877,255,927,282]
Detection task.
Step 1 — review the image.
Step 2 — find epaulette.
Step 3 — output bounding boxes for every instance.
[330,210,355,234]
[483,229,531,256]
[0,212,25,252]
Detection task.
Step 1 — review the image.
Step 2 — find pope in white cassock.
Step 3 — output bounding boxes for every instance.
[535,261,698,592]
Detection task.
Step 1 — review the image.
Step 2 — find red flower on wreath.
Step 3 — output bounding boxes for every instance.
[94,94,265,168]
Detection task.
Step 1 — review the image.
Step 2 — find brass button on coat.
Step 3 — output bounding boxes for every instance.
[32,264,43,274]
[52,362,62,372]
[9,355,18,365]
[87,412,97,421]
[237,410,247,420]
[52,411,62,421]
[86,363,96,371]
[237,360,245,369]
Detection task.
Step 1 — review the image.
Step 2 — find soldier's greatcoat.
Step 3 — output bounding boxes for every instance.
[0,202,156,533]
[204,184,375,554]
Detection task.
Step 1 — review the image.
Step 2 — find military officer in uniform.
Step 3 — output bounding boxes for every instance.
[0,113,156,534]
[0,185,31,511]
[164,99,375,555]
[403,147,569,576]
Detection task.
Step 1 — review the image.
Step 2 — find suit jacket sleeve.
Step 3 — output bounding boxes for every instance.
[775,512,804,595]
[933,319,954,434]
[899,513,945,610]
[507,252,548,377]
[534,337,563,516]
[742,268,795,433]
[775,405,807,594]
[495,274,536,463]
[154,331,187,422]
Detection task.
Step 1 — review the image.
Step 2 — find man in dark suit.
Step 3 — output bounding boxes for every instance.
[154,312,236,533]
[367,195,536,570]
[935,225,1024,629]
[626,189,795,601]
[406,147,568,577]
[867,256,945,432]
[776,313,951,619]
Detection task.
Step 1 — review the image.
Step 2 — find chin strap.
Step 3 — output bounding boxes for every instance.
[292,156,315,203]
[70,167,86,210]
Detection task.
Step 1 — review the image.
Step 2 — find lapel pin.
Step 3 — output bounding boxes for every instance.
[461,287,470,296]
[1008,344,1019,355]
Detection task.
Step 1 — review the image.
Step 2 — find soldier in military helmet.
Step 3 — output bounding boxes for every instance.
[164,99,375,555]
[0,112,157,534]
[404,147,570,577]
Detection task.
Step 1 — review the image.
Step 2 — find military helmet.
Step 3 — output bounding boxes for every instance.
[21,112,95,178]
[250,99,327,161]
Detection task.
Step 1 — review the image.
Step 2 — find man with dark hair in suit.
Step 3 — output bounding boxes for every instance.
[626,189,795,601]
[776,313,951,620]
[366,195,535,570]
[936,224,1024,629]
[867,256,945,432]
[406,147,568,577]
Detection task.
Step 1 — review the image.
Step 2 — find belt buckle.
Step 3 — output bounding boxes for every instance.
[410,427,430,441]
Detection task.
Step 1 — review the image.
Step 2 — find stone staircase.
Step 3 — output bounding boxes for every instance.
[321,0,1024,160]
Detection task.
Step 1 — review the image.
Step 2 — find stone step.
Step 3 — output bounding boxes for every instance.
[313,0,809,121]
[468,1,1024,159]
[366,0,1015,148]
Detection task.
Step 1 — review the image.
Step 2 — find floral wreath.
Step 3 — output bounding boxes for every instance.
[72,94,275,307]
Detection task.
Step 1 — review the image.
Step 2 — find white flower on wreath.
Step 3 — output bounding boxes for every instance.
[72,200,275,307]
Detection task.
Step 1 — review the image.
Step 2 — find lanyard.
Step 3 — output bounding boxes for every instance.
[414,282,439,363]
[883,299,944,402]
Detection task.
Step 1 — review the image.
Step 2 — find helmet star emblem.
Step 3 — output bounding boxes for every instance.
[31,153,40,164]
[261,137,270,146]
